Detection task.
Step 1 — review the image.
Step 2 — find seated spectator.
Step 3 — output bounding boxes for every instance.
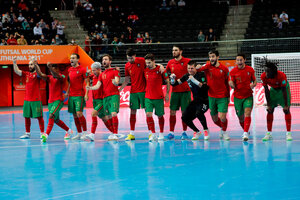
[39,35,49,45]
[128,12,139,26]
[2,18,11,30]
[38,19,46,29]
[160,0,170,11]
[0,39,7,45]
[144,32,152,43]
[169,0,177,9]
[18,0,27,11]
[12,18,22,30]
[178,0,186,7]
[92,23,101,33]
[42,24,51,39]
[33,23,43,37]
[277,18,283,30]
[55,35,63,45]
[92,34,102,59]
[197,30,205,42]
[135,33,143,43]
[69,39,77,45]
[272,13,279,27]
[28,18,35,28]
[34,40,40,45]
[126,26,134,43]
[56,22,65,36]
[17,13,25,22]
[100,21,109,34]
[50,38,56,45]
[280,10,289,29]
[119,34,125,44]
[7,34,17,45]
[111,37,119,55]
[17,35,28,45]
[206,28,216,41]
[101,33,108,53]
[52,18,59,30]
[2,12,11,23]
[83,0,93,13]
[84,35,91,55]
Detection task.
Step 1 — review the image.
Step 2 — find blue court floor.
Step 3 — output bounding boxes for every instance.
[0,106,300,200]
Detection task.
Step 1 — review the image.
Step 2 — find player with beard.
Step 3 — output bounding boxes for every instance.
[197,50,230,140]
[65,53,89,140]
[229,53,257,141]
[83,62,114,141]
[87,54,120,141]
[166,45,191,140]
[171,60,209,140]
[261,60,292,141]
[33,61,73,142]
[144,54,170,141]
[13,56,45,139]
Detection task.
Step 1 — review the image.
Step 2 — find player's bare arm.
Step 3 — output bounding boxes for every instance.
[112,76,120,86]
[119,76,130,92]
[87,80,102,90]
[12,56,22,76]
[33,58,47,81]
[84,77,89,101]
[165,78,170,103]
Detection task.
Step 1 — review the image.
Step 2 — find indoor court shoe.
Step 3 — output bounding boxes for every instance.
[41,133,48,143]
[64,129,73,140]
[72,133,82,140]
[286,132,292,141]
[192,132,201,140]
[167,132,175,140]
[20,132,30,139]
[204,130,209,140]
[80,131,87,140]
[242,132,249,141]
[108,134,119,141]
[262,132,272,141]
[85,133,95,141]
[40,132,44,139]
[158,132,164,140]
[181,131,188,140]
[125,133,135,141]
[149,133,157,142]
[222,132,230,141]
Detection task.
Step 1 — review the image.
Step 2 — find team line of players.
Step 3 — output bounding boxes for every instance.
[12,46,292,142]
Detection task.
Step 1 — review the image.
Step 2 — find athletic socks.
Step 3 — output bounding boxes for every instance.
[197,113,208,130]
[104,118,114,133]
[220,119,228,132]
[74,117,82,133]
[112,116,119,134]
[25,118,31,133]
[37,117,44,133]
[46,118,54,135]
[169,115,176,132]
[130,114,136,131]
[239,121,244,129]
[147,116,155,133]
[158,116,164,133]
[244,116,251,132]
[55,120,69,131]
[182,121,187,131]
[285,113,292,132]
[79,115,87,132]
[91,116,98,134]
[267,113,273,132]
[214,118,222,128]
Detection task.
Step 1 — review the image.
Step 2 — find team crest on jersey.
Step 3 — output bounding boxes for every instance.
[220,69,223,73]
[77,71,79,74]
[156,71,159,74]
[137,64,140,67]
[181,63,183,66]
[247,72,250,76]
[32,74,35,78]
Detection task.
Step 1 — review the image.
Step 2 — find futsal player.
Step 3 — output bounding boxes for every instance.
[229,53,257,141]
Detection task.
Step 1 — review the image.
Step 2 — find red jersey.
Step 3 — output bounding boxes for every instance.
[68,65,87,97]
[22,71,41,101]
[144,65,168,99]
[198,63,230,98]
[166,57,191,93]
[91,74,103,99]
[230,65,256,99]
[125,57,146,93]
[261,70,287,89]
[99,68,120,98]
[47,74,65,103]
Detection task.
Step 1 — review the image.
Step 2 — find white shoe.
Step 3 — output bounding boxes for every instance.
[108,134,119,141]
[85,133,95,141]
[64,129,73,140]
[242,132,249,141]
[40,132,44,139]
[221,130,230,141]
[192,132,201,140]
[158,132,164,140]
[204,130,209,140]
[80,131,87,140]
[41,133,48,143]
[72,133,82,140]
[20,132,30,139]
[149,133,157,142]
[262,132,272,141]
[286,132,292,141]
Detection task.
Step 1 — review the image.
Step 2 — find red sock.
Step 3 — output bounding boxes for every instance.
[25,118,31,132]
[74,117,82,133]
[55,120,69,131]
[46,118,54,135]
[285,113,291,132]
[147,116,155,133]
[130,114,136,131]
[244,117,251,132]
[104,118,114,133]
[214,118,222,128]
[182,121,187,131]
[169,115,176,132]
[91,116,98,134]
[221,119,228,131]
[267,113,273,132]
[112,116,119,134]
[158,116,164,133]
[239,121,244,129]
[37,117,44,133]
[79,115,87,132]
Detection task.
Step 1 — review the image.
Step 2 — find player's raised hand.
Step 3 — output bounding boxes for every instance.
[13,56,17,64]
[250,82,255,89]
[47,62,52,68]
[170,73,176,79]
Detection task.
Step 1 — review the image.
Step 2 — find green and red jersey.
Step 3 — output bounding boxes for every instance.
[144,65,168,99]
[99,68,120,98]
[47,74,66,103]
[125,57,146,93]
[68,65,87,97]
[22,71,41,101]
[261,70,287,89]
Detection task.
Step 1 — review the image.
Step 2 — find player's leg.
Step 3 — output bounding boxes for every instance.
[234,97,245,130]
[107,95,120,141]
[217,98,229,140]
[31,101,44,139]
[20,101,32,139]
[263,88,277,141]
[154,99,165,140]
[242,97,253,141]
[209,97,222,128]
[145,98,155,136]
[168,92,179,139]
[76,97,87,139]
[179,91,191,136]
[68,97,83,140]
[127,93,138,139]
[196,102,209,140]
[279,83,292,141]
[181,101,198,140]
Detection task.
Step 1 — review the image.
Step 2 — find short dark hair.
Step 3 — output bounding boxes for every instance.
[102,54,112,61]
[71,53,80,59]
[144,53,155,61]
[237,53,246,60]
[173,45,183,51]
[188,60,197,67]
[208,50,219,57]
[126,48,136,56]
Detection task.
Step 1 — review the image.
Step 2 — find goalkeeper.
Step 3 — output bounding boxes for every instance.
[261,60,292,141]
